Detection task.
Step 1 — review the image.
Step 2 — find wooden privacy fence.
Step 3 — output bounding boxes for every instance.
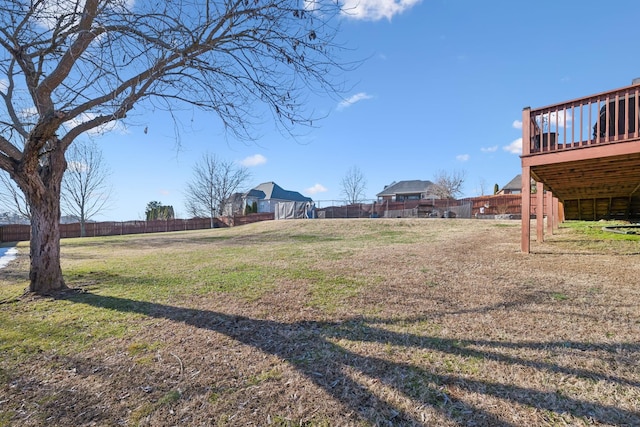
[0,214,274,243]
[217,213,275,227]
[314,195,548,219]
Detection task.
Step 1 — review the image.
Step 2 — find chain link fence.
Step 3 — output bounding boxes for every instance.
[313,199,473,219]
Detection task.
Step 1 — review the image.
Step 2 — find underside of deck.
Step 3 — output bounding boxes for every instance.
[524,142,640,220]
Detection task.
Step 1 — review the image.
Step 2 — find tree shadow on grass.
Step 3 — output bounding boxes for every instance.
[62,292,640,426]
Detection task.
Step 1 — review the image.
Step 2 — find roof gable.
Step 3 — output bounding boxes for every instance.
[246,182,312,202]
[502,175,522,191]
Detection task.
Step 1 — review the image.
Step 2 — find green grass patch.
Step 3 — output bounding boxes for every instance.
[0,296,139,361]
[551,293,569,301]
[129,402,155,425]
[561,221,640,241]
[128,389,182,425]
[306,273,365,312]
[0,367,12,386]
[0,221,382,378]
[247,368,282,386]
[127,340,162,356]
[0,410,14,427]
[158,389,182,405]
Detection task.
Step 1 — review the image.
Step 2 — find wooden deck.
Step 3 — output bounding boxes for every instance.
[521,80,640,252]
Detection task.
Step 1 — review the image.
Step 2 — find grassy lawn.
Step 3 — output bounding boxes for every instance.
[0,219,639,426]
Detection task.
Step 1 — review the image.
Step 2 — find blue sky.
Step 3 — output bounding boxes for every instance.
[91,0,640,221]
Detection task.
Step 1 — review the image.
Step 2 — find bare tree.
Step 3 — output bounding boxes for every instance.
[184,154,250,227]
[341,166,367,204]
[0,0,348,294]
[61,140,112,237]
[477,177,487,196]
[431,170,466,199]
[0,171,31,220]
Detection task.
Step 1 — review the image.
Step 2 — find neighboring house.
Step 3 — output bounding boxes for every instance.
[376,180,436,202]
[497,174,536,195]
[221,193,245,216]
[497,175,522,195]
[243,181,312,214]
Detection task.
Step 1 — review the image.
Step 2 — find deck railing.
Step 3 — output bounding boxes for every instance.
[524,82,640,155]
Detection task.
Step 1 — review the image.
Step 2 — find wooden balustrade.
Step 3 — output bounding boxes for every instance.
[526,83,640,155]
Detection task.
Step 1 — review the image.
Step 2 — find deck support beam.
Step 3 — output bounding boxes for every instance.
[553,196,560,231]
[536,181,544,242]
[546,189,554,235]
[521,107,532,253]
[521,165,531,253]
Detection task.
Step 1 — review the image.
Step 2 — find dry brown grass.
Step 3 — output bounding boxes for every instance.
[1,219,639,426]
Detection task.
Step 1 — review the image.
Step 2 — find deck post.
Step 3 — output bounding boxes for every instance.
[553,198,561,231]
[536,181,544,242]
[546,190,554,235]
[521,107,532,253]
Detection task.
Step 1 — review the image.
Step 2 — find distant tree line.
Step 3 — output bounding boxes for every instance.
[145,201,175,221]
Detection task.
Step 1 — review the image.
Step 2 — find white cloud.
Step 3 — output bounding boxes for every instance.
[341,0,422,21]
[503,138,522,155]
[456,154,470,162]
[481,145,498,153]
[240,154,267,167]
[512,120,522,129]
[305,183,327,195]
[337,92,373,111]
[537,111,572,128]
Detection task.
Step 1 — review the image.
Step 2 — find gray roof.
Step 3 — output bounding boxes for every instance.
[501,175,522,191]
[246,181,312,202]
[376,180,435,197]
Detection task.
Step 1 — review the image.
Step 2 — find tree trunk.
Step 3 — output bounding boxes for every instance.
[29,196,67,293]
[19,143,69,295]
